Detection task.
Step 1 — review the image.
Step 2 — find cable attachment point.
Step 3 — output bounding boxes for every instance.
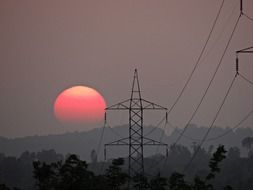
[240,0,243,16]
[104,112,107,125]
[236,55,239,76]
[104,147,107,161]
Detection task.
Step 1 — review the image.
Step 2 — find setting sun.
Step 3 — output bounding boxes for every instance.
[54,86,106,124]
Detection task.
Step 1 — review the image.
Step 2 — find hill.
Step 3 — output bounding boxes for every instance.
[0,124,252,161]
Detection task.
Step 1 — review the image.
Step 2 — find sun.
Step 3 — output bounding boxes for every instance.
[54,86,106,124]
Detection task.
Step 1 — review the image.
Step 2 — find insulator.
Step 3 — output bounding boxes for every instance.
[104,112,107,125]
[236,56,239,74]
[240,0,243,13]
[165,112,168,123]
[166,148,169,157]
[104,148,106,161]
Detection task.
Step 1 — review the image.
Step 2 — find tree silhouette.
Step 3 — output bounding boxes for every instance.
[149,173,167,190]
[33,154,94,190]
[169,145,231,190]
[0,184,10,190]
[105,158,128,190]
[57,154,94,190]
[90,149,97,164]
[168,172,191,190]
[242,137,253,149]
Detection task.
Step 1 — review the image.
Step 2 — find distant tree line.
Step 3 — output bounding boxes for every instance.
[0,137,253,190]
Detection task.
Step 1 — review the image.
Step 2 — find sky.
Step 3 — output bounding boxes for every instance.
[0,0,253,138]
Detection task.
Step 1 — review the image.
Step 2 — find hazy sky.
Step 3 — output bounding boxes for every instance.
[1,0,253,137]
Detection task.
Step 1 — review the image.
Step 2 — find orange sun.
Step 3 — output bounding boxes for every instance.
[54,86,106,124]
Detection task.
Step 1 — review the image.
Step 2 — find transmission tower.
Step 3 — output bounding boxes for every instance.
[236,46,253,75]
[104,69,168,189]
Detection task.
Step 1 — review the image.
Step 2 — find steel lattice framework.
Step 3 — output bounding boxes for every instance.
[104,69,168,189]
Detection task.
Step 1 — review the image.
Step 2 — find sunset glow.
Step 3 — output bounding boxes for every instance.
[54,86,106,124]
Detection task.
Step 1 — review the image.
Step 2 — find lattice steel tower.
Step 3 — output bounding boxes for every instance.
[104,69,168,189]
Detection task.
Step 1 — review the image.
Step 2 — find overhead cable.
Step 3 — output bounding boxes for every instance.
[167,0,225,115]
[184,75,237,172]
[239,73,253,86]
[175,13,241,145]
[243,13,253,22]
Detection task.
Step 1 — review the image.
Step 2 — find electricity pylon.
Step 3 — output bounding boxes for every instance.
[104,69,168,189]
[236,46,253,75]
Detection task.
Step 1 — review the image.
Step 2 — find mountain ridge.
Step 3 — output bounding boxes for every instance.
[0,124,252,161]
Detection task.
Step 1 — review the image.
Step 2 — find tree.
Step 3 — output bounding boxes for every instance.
[227,147,240,160]
[168,172,191,190]
[206,145,227,181]
[90,149,98,164]
[241,137,253,150]
[33,160,59,190]
[168,145,231,190]
[105,158,128,190]
[132,174,149,190]
[0,184,10,190]
[58,154,94,190]
[149,173,167,190]
[33,154,94,190]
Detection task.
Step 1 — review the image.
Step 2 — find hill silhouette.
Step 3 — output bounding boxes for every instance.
[0,124,252,161]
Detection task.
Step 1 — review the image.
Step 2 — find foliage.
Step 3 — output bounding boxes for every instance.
[206,145,227,180]
[1,144,253,189]
[132,174,149,190]
[0,184,11,190]
[33,154,94,190]
[105,158,128,190]
[149,173,167,190]
[169,145,229,190]
[241,137,253,149]
[168,172,191,190]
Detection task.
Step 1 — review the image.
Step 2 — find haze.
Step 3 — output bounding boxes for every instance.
[0,0,253,137]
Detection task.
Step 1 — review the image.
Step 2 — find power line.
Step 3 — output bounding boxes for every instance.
[167,0,225,115]
[169,105,253,142]
[184,75,237,172]
[147,100,253,173]
[174,13,241,145]
[96,121,106,158]
[239,73,253,86]
[106,123,124,139]
[95,120,107,174]
[156,0,226,152]
[205,108,253,141]
[144,115,167,137]
[243,13,253,22]
[202,0,239,63]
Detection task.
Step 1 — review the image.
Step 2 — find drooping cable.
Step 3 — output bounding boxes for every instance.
[202,0,239,63]
[145,121,169,172]
[167,0,225,115]
[96,118,107,174]
[96,121,106,159]
[148,101,253,174]
[106,123,124,139]
[205,108,253,141]
[243,13,253,22]
[239,73,253,86]
[174,13,241,145]
[183,75,237,172]
[144,115,167,137]
[170,105,253,142]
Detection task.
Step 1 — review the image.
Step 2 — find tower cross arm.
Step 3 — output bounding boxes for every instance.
[105,99,131,110]
[143,137,168,147]
[105,137,130,146]
[141,99,168,110]
[236,46,253,53]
